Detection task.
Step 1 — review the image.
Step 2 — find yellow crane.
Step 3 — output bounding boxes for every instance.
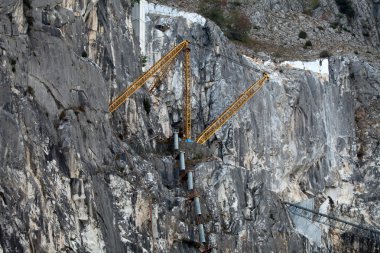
[108,40,193,140]
[196,73,269,144]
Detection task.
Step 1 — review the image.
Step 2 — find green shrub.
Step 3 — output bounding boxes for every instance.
[199,0,225,25]
[299,31,308,39]
[273,51,282,58]
[199,0,251,43]
[202,8,226,26]
[225,11,251,42]
[131,0,140,6]
[140,55,147,67]
[231,2,242,7]
[335,0,355,18]
[311,0,320,9]
[27,86,35,96]
[304,40,312,48]
[330,22,340,29]
[143,97,151,115]
[320,50,331,58]
[303,9,312,16]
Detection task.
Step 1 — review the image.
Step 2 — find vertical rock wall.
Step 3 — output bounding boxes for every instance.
[144,3,380,252]
[0,0,379,253]
[0,0,151,252]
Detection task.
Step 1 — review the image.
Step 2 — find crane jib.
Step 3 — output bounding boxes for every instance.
[196,74,269,144]
[108,40,193,139]
[108,40,190,113]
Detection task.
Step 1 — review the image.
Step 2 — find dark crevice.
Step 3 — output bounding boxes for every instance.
[23,0,34,34]
[0,192,6,205]
[29,74,64,109]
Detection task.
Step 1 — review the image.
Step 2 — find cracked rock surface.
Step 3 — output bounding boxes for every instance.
[0,0,379,252]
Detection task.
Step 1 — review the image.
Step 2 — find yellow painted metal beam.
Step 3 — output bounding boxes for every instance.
[148,57,176,94]
[109,40,190,113]
[183,48,192,140]
[196,73,269,144]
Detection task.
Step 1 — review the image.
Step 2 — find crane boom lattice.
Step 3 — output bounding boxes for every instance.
[149,57,177,94]
[196,73,269,144]
[109,40,190,113]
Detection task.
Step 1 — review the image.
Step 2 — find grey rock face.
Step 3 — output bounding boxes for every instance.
[0,0,143,252]
[0,0,379,253]
[144,3,380,252]
[153,0,380,60]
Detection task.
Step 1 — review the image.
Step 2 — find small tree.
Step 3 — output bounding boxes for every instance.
[199,0,225,27]
[131,0,140,7]
[320,50,331,58]
[226,11,251,42]
[335,0,355,18]
[311,0,320,10]
[143,98,151,115]
[299,31,308,39]
[198,0,251,43]
[140,55,147,67]
[304,40,312,48]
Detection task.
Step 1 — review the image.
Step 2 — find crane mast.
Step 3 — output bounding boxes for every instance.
[196,73,269,144]
[183,48,191,141]
[148,47,192,141]
[109,40,191,113]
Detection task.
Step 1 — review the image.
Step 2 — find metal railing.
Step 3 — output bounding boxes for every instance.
[284,201,380,243]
